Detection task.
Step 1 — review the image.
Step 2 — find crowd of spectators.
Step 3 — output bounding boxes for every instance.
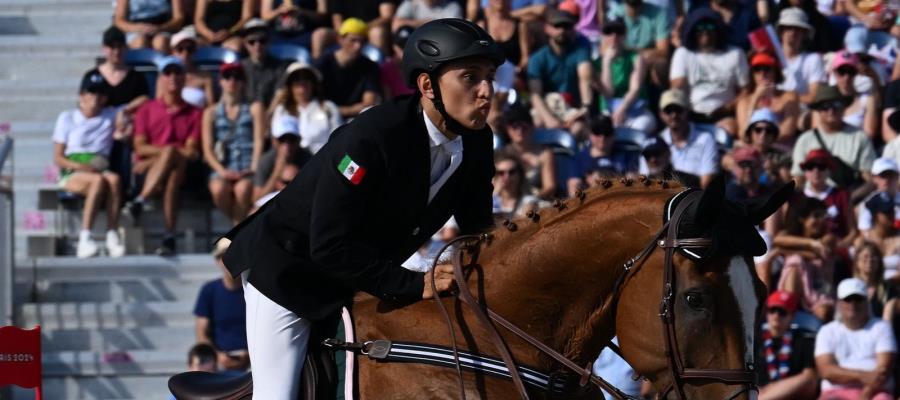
[45,0,900,396]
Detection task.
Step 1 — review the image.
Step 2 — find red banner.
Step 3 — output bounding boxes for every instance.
[0,325,42,396]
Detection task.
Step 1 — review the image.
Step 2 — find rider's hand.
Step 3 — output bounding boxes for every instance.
[422,264,455,299]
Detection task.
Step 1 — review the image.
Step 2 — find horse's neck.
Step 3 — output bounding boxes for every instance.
[474,188,674,365]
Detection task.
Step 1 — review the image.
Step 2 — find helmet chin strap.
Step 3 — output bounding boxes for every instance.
[428,73,482,137]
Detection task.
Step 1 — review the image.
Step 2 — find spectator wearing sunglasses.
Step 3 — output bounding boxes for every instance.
[756,291,818,400]
[736,52,801,143]
[815,277,896,400]
[830,51,882,141]
[159,27,215,108]
[725,146,769,202]
[596,20,656,135]
[130,56,203,256]
[567,115,639,195]
[799,149,857,248]
[639,136,701,188]
[253,113,310,202]
[858,158,900,245]
[491,154,540,221]
[239,19,286,109]
[670,9,749,138]
[790,85,877,190]
[201,63,264,225]
[527,9,594,131]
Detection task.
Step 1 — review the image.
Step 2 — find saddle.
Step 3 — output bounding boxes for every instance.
[168,311,347,400]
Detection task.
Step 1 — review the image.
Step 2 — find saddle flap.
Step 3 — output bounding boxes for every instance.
[168,371,252,400]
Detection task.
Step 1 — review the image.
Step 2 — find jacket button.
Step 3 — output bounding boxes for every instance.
[412,227,420,235]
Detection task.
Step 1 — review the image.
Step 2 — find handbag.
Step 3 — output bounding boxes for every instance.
[812,129,863,189]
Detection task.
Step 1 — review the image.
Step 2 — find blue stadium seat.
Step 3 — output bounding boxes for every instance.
[267,44,311,64]
[614,127,647,152]
[533,128,577,155]
[124,49,164,98]
[193,47,240,72]
[362,44,384,64]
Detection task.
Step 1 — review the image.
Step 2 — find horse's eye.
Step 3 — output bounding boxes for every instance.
[685,293,704,309]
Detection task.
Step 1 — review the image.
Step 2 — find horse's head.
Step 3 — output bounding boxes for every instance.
[616,176,793,399]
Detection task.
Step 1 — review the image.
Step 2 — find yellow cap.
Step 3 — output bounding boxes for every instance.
[339,18,368,36]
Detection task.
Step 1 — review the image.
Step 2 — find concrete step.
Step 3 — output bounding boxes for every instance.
[15,276,212,303]
[43,349,186,376]
[0,97,73,123]
[15,253,221,279]
[42,325,195,352]
[19,300,198,330]
[11,375,175,400]
[0,34,100,53]
[4,11,112,36]
[0,78,80,97]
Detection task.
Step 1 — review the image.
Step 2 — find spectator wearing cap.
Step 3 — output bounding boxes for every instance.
[52,72,127,259]
[316,18,381,118]
[158,27,215,108]
[527,9,593,130]
[84,26,151,199]
[851,241,900,322]
[791,85,876,192]
[736,52,801,142]
[194,0,254,52]
[260,0,331,59]
[858,157,900,245]
[113,0,185,51]
[773,0,840,53]
[641,89,719,188]
[252,113,310,201]
[466,0,548,22]
[130,56,203,256]
[567,115,640,194]
[272,62,342,155]
[725,146,769,203]
[380,25,417,100]
[596,19,656,135]
[670,8,749,137]
[799,149,857,247]
[194,239,250,371]
[393,0,463,31]
[499,105,557,199]
[756,291,818,400]
[201,63,265,225]
[329,0,399,56]
[479,0,533,72]
[815,277,896,400]
[776,8,826,105]
[640,136,702,187]
[830,51,882,141]
[239,19,287,108]
[491,153,541,221]
[740,109,792,187]
[774,195,836,321]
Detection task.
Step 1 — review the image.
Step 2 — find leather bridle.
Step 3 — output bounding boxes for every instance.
[432,189,758,400]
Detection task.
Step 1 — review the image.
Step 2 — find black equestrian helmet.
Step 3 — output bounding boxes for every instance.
[401,18,505,88]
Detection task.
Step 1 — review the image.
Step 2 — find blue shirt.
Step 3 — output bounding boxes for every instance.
[573,146,639,177]
[527,44,591,105]
[193,279,247,353]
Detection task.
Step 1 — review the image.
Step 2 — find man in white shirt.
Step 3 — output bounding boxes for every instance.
[815,278,896,400]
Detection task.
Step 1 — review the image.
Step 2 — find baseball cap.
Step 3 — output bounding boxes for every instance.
[547,9,577,26]
[642,136,670,157]
[872,157,899,176]
[272,114,300,139]
[157,55,185,73]
[748,108,779,128]
[836,277,867,300]
[170,27,197,48]
[732,146,761,164]
[102,26,126,47]
[832,50,859,71]
[777,7,814,35]
[750,52,778,68]
[799,149,834,171]
[80,71,111,95]
[241,18,269,38]
[659,89,688,110]
[340,18,368,36]
[284,62,323,84]
[558,0,580,17]
[766,290,799,313]
[219,62,244,76]
[844,29,867,54]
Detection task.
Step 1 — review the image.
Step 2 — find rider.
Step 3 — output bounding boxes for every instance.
[221,18,503,399]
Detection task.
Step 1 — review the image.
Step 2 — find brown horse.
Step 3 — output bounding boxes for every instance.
[169,176,791,399]
[349,176,791,399]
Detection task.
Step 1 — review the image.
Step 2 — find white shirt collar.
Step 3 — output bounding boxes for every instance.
[424,111,461,151]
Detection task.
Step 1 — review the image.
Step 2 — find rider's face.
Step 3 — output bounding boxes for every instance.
[434,58,496,130]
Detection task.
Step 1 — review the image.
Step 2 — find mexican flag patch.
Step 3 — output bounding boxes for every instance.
[338,154,366,185]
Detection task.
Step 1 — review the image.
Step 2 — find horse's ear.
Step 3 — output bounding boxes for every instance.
[747,180,796,225]
[695,174,726,228]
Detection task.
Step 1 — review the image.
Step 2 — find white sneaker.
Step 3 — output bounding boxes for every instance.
[106,230,126,258]
[76,237,99,258]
